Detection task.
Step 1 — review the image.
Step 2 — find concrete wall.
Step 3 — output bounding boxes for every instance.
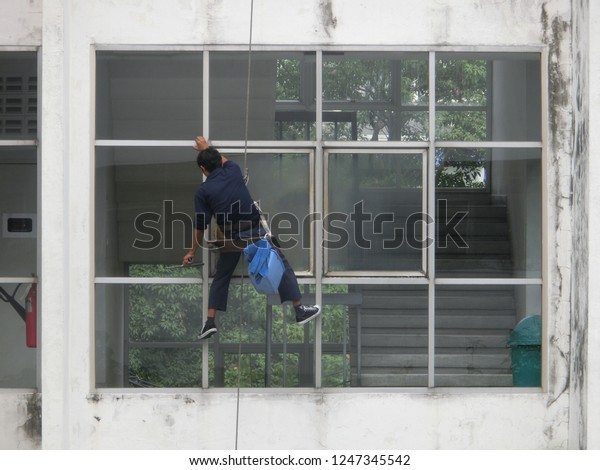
[0,392,40,449]
[586,0,600,450]
[0,0,589,449]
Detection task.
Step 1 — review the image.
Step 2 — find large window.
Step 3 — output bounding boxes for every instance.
[95,49,543,389]
[0,52,38,388]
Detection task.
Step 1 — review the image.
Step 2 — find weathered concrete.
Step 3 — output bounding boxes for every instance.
[569,0,588,450]
[83,390,561,449]
[0,392,40,449]
[0,0,41,46]
[586,0,600,450]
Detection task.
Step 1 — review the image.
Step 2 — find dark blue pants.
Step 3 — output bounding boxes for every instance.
[208,243,302,312]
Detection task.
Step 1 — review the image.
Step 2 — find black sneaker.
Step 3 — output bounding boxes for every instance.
[198,320,217,340]
[295,305,321,325]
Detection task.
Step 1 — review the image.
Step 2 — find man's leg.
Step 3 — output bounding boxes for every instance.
[199,251,241,339]
[276,249,321,325]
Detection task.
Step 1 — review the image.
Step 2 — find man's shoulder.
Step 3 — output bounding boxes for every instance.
[222,159,241,171]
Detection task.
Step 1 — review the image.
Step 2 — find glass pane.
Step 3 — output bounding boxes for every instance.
[210,52,316,141]
[321,284,428,387]
[0,147,37,277]
[399,111,428,141]
[209,285,316,387]
[435,148,541,278]
[127,283,203,342]
[435,148,489,189]
[326,152,425,274]
[95,146,201,276]
[0,282,37,387]
[436,110,487,141]
[323,52,428,141]
[321,285,351,387]
[435,53,541,141]
[96,283,203,387]
[435,285,541,387]
[436,58,488,107]
[0,52,37,140]
[129,348,202,388]
[96,52,203,140]
[218,152,311,274]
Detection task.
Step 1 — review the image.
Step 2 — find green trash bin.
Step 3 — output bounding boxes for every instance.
[507,315,541,386]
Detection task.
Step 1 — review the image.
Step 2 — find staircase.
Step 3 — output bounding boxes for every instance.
[349,192,516,387]
[436,192,513,277]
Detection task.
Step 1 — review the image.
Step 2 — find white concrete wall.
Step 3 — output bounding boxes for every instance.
[1,0,584,449]
[0,392,40,449]
[587,0,600,450]
[0,0,41,46]
[85,390,561,449]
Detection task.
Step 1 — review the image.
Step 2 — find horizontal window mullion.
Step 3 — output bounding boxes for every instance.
[95,277,202,284]
[0,277,37,283]
[435,141,542,148]
[435,278,542,285]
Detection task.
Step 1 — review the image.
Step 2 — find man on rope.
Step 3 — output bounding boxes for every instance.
[183,136,321,339]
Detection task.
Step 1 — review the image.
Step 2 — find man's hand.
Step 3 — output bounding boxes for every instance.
[182,249,196,266]
[193,136,209,151]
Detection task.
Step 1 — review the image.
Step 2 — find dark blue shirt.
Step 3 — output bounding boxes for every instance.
[194,160,259,229]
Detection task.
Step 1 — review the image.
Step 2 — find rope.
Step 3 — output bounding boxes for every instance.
[235,0,255,450]
[234,257,244,449]
[242,0,255,184]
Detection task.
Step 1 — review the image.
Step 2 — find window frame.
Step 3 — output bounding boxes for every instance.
[93,45,547,391]
[0,47,40,390]
[323,148,428,277]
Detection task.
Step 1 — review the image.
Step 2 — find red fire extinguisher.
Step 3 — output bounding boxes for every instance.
[25,284,37,348]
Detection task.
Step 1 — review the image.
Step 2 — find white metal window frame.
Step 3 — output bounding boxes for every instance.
[0,46,39,287]
[0,47,40,392]
[323,148,428,277]
[93,45,547,391]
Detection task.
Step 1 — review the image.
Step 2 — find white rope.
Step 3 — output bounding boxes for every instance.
[234,257,244,450]
[242,0,255,184]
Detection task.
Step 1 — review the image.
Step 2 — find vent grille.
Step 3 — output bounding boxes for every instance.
[0,75,37,137]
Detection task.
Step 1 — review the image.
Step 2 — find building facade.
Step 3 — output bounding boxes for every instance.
[0,0,599,449]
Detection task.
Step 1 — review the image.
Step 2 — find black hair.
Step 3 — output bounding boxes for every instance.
[196,146,222,173]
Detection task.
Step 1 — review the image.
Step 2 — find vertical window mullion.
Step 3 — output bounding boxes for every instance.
[428,51,436,388]
[314,50,323,388]
[202,50,210,389]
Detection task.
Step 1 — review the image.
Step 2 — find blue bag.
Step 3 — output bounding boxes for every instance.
[243,238,285,295]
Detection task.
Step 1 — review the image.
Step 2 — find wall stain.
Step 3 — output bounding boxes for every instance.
[541,4,574,449]
[21,393,41,446]
[88,393,101,403]
[319,0,337,38]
